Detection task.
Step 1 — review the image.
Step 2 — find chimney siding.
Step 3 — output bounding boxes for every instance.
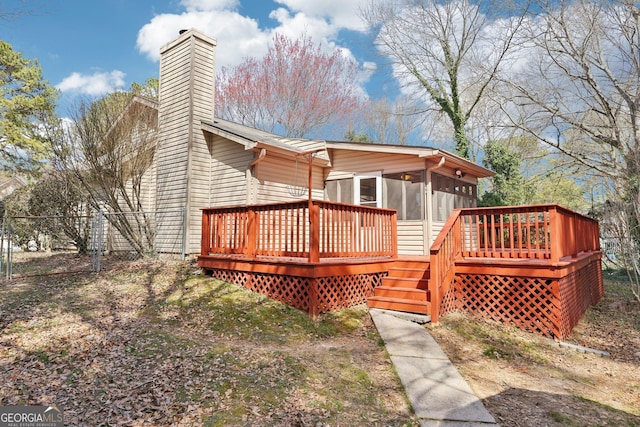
[155,29,216,254]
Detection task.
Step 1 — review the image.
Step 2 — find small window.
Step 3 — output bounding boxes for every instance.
[325,179,353,204]
[359,177,378,207]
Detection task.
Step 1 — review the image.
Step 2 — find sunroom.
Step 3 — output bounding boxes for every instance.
[323,141,493,255]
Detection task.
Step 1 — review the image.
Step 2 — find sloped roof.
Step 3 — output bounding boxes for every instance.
[201,118,330,165]
[202,119,494,178]
[0,175,27,200]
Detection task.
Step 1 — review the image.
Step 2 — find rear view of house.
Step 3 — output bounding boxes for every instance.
[146,29,602,340]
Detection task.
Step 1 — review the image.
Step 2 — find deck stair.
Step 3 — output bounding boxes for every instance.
[367,258,432,316]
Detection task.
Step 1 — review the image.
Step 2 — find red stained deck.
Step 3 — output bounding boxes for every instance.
[198,201,603,339]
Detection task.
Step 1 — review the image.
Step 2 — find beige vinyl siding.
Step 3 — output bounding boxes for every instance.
[155,38,190,252]
[326,150,425,180]
[156,30,216,254]
[255,155,325,204]
[210,136,252,206]
[430,221,445,247]
[156,38,190,210]
[140,159,157,212]
[185,39,216,252]
[397,220,426,255]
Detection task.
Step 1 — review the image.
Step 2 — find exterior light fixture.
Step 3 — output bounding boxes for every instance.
[455,169,464,178]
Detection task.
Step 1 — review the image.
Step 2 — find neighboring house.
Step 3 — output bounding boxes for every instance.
[120,29,602,339]
[0,175,27,202]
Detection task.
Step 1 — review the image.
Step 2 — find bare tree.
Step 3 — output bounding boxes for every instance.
[361,0,527,158]
[28,169,93,254]
[359,96,427,145]
[0,0,45,21]
[501,0,640,300]
[216,33,363,138]
[52,92,159,256]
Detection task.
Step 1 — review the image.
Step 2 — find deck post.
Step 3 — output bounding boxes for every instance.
[201,210,211,256]
[309,203,320,263]
[549,206,562,263]
[308,278,320,318]
[246,208,257,259]
[391,214,398,259]
[429,252,440,323]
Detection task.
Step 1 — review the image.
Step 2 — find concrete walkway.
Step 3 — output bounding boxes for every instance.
[370,309,498,427]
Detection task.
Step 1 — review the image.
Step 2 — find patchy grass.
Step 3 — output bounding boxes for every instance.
[427,278,640,427]
[0,259,415,426]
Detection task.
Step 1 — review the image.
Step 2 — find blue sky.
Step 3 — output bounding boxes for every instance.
[3,0,390,115]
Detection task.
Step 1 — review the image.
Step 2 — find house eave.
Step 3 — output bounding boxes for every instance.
[325,141,494,178]
[419,151,495,178]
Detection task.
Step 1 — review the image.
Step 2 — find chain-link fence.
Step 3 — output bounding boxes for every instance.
[1,209,186,280]
[1,214,94,279]
[91,209,186,271]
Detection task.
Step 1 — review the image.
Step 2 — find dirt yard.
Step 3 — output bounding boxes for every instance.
[0,258,638,426]
[427,271,640,426]
[0,258,415,426]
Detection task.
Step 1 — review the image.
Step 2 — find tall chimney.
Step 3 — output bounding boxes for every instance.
[155,29,217,254]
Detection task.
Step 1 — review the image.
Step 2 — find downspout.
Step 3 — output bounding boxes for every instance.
[425,156,446,253]
[247,148,267,204]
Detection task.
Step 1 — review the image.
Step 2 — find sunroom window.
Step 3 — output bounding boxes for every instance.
[383,171,424,220]
[432,172,476,221]
[325,171,425,220]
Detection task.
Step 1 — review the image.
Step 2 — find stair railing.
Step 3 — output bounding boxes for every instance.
[429,209,463,322]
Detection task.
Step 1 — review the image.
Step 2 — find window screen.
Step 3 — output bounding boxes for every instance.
[432,172,477,221]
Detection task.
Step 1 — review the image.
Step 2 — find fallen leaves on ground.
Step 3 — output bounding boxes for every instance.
[0,258,415,426]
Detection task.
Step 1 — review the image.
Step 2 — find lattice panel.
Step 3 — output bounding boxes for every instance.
[209,269,247,288]
[372,273,386,290]
[247,273,310,311]
[439,285,459,317]
[209,269,309,311]
[315,273,380,313]
[556,260,604,339]
[207,269,384,315]
[455,274,558,338]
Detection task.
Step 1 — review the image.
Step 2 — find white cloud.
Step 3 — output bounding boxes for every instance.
[363,61,377,72]
[134,0,377,100]
[56,70,126,96]
[135,0,370,70]
[136,9,269,67]
[180,0,240,12]
[274,0,369,31]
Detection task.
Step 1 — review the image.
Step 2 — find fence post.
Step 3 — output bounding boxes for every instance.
[429,251,440,323]
[96,211,104,272]
[0,217,4,279]
[6,217,11,280]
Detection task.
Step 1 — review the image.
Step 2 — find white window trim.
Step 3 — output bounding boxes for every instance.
[354,173,382,208]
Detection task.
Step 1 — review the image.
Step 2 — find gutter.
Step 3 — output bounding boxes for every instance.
[247,148,267,204]
[249,148,267,168]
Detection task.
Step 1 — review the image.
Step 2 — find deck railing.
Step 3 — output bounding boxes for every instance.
[201,200,397,262]
[429,204,601,321]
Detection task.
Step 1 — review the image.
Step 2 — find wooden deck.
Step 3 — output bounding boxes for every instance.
[198,202,603,339]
